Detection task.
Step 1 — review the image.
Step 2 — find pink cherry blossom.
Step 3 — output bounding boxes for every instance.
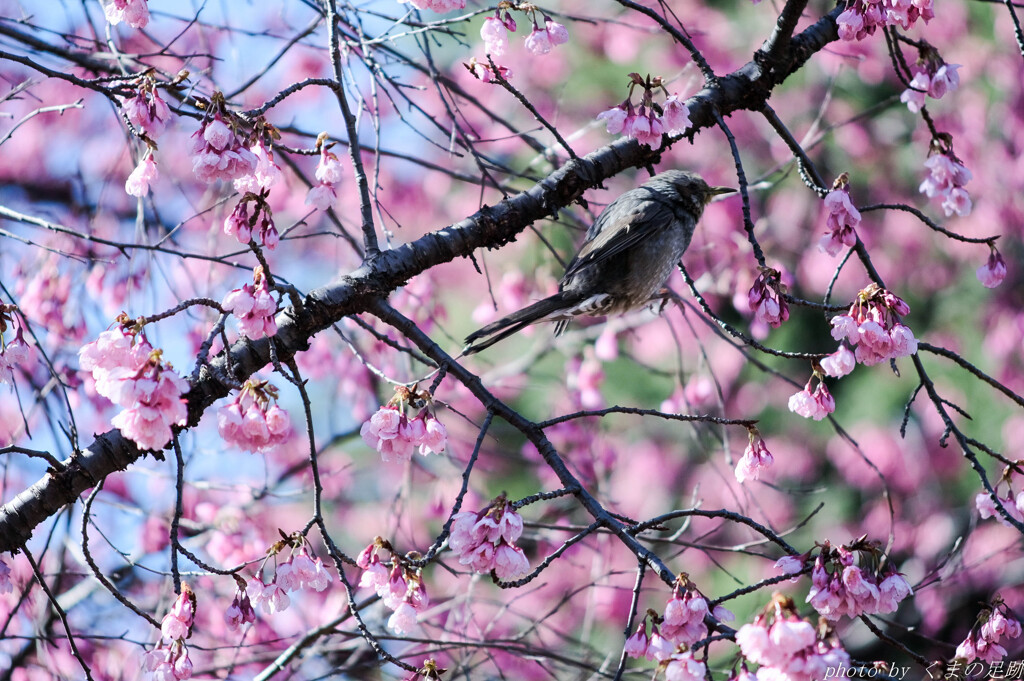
[305,182,337,211]
[0,327,30,385]
[125,153,159,197]
[315,148,344,185]
[821,345,856,378]
[218,380,291,453]
[405,0,466,12]
[928,63,961,99]
[820,184,861,256]
[123,86,170,137]
[735,432,774,483]
[748,268,789,328]
[596,105,628,134]
[899,72,930,113]
[977,248,1007,288]
[624,622,649,658]
[191,114,258,184]
[222,267,277,339]
[481,16,509,56]
[788,380,834,421]
[104,0,150,29]
[664,651,706,681]
[233,140,282,194]
[661,95,691,134]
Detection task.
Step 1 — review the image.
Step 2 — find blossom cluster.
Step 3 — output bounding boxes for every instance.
[405,0,465,12]
[819,179,860,257]
[919,149,972,218]
[788,372,835,421]
[122,83,171,139]
[357,539,429,634]
[222,266,277,339]
[624,578,732,665]
[246,546,333,616]
[976,485,1024,528]
[901,61,961,113]
[976,246,1007,289]
[735,594,851,681]
[778,541,913,620]
[79,321,189,451]
[104,0,150,29]
[0,325,30,386]
[747,267,789,328]
[224,587,256,631]
[360,393,448,463]
[217,379,291,453]
[305,144,344,212]
[957,600,1023,664]
[735,429,774,483]
[224,191,279,249]
[191,113,258,184]
[143,587,195,680]
[836,0,934,42]
[480,8,568,57]
[828,283,917,369]
[449,495,530,580]
[234,139,283,195]
[597,94,690,148]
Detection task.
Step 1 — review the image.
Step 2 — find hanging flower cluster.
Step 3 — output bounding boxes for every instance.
[104,0,150,29]
[234,137,283,194]
[797,540,914,620]
[217,379,291,453]
[449,493,530,580]
[975,464,1024,528]
[305,136,344,211]
[836,0,934,42]
[976,244,1007,289]
[748,267,789,328]
[625,576,733,663]
[246,534,333,617]
[142,585,195,680]
[122,81,171,139]
[735,593,851,680]
[788,371,835,421]
[919,145,972,218]
[596,73,691,147]
[735,428,774,483]
[224,583,256,631]
[0,305,30,386]
[224,189,279,249]
[191,95,258,184]
[956,598,1023,664]
[477,3,567,57]
[357,537,430,634]
[819,174,861,257]
[360,385,448,463]
[79,315,189,451]
[829,283,917,368]
[403,0,466,12]
[222,266,277,339]
[900,45,961,112]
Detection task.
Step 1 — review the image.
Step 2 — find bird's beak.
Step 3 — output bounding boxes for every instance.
[705,186,736,204]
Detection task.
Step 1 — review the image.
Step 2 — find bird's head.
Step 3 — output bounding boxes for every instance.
[650,170,736,215]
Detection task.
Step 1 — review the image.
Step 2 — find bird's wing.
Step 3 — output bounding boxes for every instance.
[560,193,675,282]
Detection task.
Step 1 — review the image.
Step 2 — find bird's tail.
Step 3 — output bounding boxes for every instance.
[463,293,578,355]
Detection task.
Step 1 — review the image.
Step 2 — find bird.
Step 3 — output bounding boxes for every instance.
[463,170,734,354]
